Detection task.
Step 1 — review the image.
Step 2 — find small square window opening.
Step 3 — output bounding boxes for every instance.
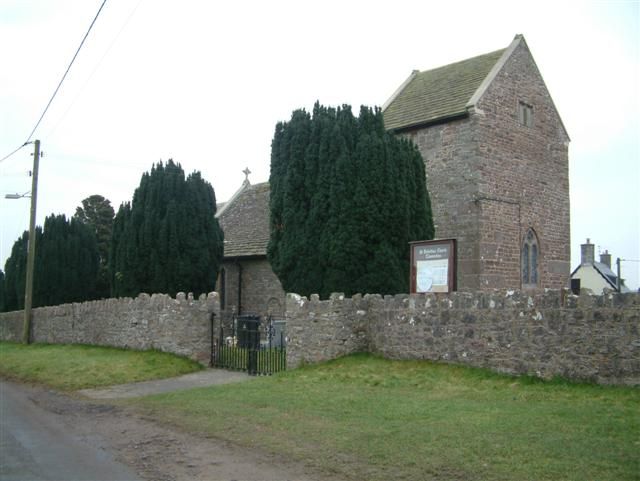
[518,101,533,127]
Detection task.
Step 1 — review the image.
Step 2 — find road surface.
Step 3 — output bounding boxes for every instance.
[0,380,141,481]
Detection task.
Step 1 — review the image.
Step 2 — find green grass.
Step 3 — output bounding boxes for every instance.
[135,354,640,481]
[0,341,203,390]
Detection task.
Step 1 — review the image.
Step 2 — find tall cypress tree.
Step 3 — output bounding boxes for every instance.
[3,231,32,311]
[74,195,115,298]
[1,215,99,311]
[268,103,434,298]
[110,160,223,298]
[0,269,5,312]
[34,214,99,307]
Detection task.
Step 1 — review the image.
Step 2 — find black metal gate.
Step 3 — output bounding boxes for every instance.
[212,314,286,375]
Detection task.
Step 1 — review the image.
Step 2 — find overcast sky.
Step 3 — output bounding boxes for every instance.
[1,0,638,290]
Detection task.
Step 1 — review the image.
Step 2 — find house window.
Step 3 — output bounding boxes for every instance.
[522,228,539,287]
[518,101,533,127]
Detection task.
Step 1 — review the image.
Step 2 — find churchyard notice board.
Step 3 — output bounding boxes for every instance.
[410,239,457,293]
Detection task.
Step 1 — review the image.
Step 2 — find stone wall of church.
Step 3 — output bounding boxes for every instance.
[220,258,286,319]
[403,118,482,289]
[402,41,570,291]
[474,39,571,289]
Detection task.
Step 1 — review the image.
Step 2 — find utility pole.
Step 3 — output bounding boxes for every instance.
[23,139,40,344]
[616,257,621,293]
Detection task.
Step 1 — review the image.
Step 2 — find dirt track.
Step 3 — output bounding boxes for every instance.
[4,380,346,481]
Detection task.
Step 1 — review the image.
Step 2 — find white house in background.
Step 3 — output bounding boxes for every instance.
[570,239,630,293]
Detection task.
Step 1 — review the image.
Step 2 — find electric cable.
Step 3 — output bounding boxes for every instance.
[25,0,108,144]
[0,0,108,164]
[45,0,143,140]
[0,142,31,164]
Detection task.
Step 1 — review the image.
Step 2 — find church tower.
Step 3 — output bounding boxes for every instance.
[383,35,570,289]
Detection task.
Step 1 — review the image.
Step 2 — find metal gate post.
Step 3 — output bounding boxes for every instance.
[209,312,215,367]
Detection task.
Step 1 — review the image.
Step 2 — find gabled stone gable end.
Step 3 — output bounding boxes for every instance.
[384,35,571,291]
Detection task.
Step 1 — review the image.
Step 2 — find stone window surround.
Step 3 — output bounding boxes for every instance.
[522,227,540,289]
[518,100,533,127]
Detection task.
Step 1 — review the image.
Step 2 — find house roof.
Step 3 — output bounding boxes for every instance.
[216,182,270,258]
[570,262,631,293]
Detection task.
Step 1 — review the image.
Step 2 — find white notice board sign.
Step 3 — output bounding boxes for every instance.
[410,239,457,293]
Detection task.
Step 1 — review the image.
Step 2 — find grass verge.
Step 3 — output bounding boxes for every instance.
[134,354,639,481]
[0,341,202,390]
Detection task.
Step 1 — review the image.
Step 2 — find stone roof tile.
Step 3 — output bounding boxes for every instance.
[383,48,506,131]
[217,182,270,258]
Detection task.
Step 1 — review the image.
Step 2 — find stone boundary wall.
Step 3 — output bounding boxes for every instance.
[0,292,220,364]
[286,290,640,385]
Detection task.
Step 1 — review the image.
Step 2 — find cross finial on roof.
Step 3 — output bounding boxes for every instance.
[242,167,251,184]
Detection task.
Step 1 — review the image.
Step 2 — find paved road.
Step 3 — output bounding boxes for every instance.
[0,380,141,481]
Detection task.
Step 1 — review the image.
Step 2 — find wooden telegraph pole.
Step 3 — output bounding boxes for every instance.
[23,139,40,344]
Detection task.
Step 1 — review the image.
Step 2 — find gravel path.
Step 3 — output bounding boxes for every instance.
[2,377,346,481]
[78,368,251,399]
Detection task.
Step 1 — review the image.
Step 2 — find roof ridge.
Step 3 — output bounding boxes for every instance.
[216,180,251,218]
[418,47,507,77]
[218,179,271,258]
[383,40,510,131]
[466,36,521,108]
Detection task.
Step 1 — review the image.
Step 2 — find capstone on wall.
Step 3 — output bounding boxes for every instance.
[0,292,220,364]
[286,290,640,385]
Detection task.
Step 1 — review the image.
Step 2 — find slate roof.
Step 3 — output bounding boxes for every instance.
[217,182,270,258]
[383,48,506,131]
[571,262,631,293]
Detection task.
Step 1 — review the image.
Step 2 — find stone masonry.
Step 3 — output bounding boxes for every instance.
[393,37,570,290]
[3,288,637,385]
[0,292,220,365]
[220,258,286,319]
[286,290,640,385]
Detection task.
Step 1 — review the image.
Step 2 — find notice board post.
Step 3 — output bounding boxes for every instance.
[410,239,457,293]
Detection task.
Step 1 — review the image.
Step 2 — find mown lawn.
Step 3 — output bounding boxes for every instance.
[134,354,640,481]
[0,341,202,390]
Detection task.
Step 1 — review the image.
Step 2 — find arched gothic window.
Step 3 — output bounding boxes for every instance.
[522,229,539,287]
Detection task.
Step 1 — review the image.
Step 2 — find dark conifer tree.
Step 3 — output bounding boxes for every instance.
[33,214,99,307]
[0,269,5,312]
[268,103,434,298]
[110,160,223,298]
[2,215,99,311]
[74,195,115,298]
[3,231,31,311]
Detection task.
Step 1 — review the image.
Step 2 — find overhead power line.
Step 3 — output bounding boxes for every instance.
[0,0,108,164]
[26,0,108,143]
[0,142,31,164]
[46,0,143,141]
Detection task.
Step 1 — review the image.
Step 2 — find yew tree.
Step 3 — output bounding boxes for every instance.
[2,214,99,311]
[268,103,434,298]
[74,194,115,298]
[110,160,223,298]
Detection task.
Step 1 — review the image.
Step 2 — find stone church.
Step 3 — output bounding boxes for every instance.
[217,34,570,317]
[383,34,570,290]
[216,179,286,320]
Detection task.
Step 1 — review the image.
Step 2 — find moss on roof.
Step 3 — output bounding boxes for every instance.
[383,48,506,131]
[217,182,270,258]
